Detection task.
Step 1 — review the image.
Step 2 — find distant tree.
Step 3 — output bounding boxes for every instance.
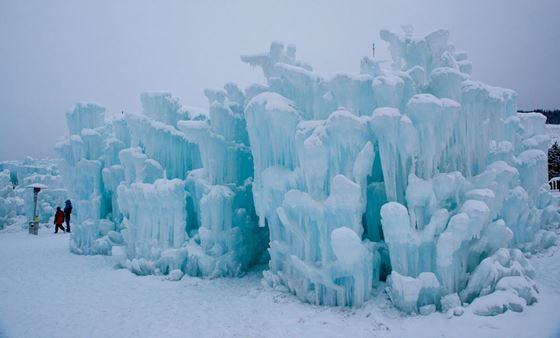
[548,142,560,180]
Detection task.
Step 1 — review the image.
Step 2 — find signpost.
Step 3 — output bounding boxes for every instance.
[27,184,46,235]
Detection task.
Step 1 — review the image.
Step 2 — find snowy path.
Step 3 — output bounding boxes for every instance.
[1,228,559,338]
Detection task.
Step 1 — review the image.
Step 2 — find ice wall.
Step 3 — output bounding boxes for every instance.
[47,27,559,314]
[57,91,266,280]
[239,28,558,311]
[126,113,202,180]
[245,92,377,306]
[55,104,112,228]
[177,84,268,278]
[371,28,557,314]
[117,178,187,274]
[55,104,121,254]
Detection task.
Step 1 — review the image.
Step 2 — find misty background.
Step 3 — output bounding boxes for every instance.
[1,0,559,160]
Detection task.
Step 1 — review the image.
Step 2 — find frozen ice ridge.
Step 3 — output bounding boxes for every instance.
[37,26,559,314]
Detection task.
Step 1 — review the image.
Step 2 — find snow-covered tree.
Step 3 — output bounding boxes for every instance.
[548,142,560,180]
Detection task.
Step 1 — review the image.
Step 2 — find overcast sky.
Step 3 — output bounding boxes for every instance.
[1,0,559,160]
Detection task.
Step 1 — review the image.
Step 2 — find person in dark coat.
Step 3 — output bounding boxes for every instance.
[54,207,65,234]
[64,200,72,233]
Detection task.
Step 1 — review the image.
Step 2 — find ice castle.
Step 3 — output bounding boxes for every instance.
[36,27,559,315]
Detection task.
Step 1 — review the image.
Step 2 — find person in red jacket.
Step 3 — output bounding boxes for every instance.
[54,207,66,234]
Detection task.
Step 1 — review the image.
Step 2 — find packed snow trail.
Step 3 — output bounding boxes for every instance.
[0,228,559,338]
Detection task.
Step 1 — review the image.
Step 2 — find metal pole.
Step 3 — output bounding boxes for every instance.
[29,187,40,235]
[33,188,39,222]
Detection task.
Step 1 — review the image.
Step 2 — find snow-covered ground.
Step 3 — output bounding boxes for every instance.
[0,224,559,338]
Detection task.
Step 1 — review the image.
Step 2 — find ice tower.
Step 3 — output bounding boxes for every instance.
[240,28,558,311]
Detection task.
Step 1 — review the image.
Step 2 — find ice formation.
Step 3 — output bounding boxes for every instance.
[239,28,558,310]
[53,91,268,276]
[3,27,559,315]
[0,158,66,229]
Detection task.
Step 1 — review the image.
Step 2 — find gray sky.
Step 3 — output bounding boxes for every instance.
[1,0,559,160]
